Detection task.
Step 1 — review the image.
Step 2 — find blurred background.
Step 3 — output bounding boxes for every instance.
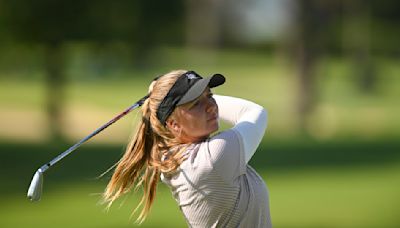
[0,0,399,227]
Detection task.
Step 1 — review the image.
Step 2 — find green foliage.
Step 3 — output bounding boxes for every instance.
[0,0,184,44]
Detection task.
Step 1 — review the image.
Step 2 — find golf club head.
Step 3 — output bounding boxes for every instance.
[27,170,43,201]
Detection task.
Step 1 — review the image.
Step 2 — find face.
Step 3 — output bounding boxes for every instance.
[167,88,219,143]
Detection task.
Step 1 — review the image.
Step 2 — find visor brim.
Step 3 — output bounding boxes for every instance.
[177,74,225,105]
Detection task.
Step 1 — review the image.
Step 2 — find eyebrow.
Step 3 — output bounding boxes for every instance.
[185,89,211,109]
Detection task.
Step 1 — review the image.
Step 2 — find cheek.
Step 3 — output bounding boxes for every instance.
[187,114,205,129]
[182,112,207,132]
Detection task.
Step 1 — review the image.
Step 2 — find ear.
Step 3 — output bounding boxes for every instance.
[166,118,181,133]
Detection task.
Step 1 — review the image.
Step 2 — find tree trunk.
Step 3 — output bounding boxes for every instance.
[296,0,319,132]
[44,42,66,142]
[343,0,376,93]
[185,0,223,48]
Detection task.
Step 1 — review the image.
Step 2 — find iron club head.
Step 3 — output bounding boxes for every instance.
[27,170,43,201]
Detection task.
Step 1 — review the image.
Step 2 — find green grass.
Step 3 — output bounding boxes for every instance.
[0,183,187,228]
[0,162,399,228]
[0,139,399,227]
[1,54,400,142]
[1,49,400,227]
[268,163,400,227]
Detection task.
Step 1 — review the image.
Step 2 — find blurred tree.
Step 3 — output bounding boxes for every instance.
[288,0,400,133]
[185,0,223,48]
[131,0,184,68]
[0,0,93,142]
[369,0,400,56]
[293,0,341,133]
[343,0,376,93]
[44,43,66,141]
[0,0,184,142]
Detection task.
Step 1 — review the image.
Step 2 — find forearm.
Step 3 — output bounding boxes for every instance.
[214,95,268,163]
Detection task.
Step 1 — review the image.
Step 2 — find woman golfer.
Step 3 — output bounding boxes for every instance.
[103,70,271,227]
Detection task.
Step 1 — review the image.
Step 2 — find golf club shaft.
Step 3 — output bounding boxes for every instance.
[38,95,149,173]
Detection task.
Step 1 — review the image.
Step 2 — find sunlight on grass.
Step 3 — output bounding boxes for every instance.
[0,183,186,228]
[2,54,399,143]
[1,163,399,228]
[266,163,400,227]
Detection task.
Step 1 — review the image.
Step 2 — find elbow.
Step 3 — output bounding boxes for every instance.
[252,104,267,131]
[260,107,268,131]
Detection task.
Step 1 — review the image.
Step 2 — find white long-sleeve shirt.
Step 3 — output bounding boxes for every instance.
[216,95,267,163]
[161,95,271,228]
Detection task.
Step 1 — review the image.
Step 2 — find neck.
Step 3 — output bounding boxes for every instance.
[178,134,209,144]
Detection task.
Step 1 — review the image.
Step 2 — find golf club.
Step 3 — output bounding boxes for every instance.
[27,94,149,202]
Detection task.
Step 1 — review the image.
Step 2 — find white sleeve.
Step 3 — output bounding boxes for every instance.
[214,95,268,163]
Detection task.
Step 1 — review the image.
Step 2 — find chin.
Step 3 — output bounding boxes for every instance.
[210,122,219,133]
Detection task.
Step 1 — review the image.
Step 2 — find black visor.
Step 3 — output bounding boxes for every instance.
[156,71,225,126]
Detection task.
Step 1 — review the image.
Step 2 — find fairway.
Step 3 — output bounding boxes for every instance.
[0,162,399,227]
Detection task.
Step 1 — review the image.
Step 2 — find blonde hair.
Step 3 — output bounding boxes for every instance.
[102,70,189,223]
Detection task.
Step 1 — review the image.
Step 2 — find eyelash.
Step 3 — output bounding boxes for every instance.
[191,93,213,108]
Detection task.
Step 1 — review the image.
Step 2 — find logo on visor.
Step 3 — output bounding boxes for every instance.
[186,73,198,80]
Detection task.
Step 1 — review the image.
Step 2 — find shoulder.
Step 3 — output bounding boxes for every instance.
[173,130,246,185]
[187,129,243,172]
[207,129,243,155]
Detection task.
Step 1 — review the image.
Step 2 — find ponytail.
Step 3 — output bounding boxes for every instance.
[102,98,159,223]
[102,70,189,223]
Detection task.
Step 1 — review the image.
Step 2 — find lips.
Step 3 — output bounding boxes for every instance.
[208,114,218,121]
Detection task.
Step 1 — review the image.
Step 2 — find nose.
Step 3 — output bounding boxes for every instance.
[206,97,217,113]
